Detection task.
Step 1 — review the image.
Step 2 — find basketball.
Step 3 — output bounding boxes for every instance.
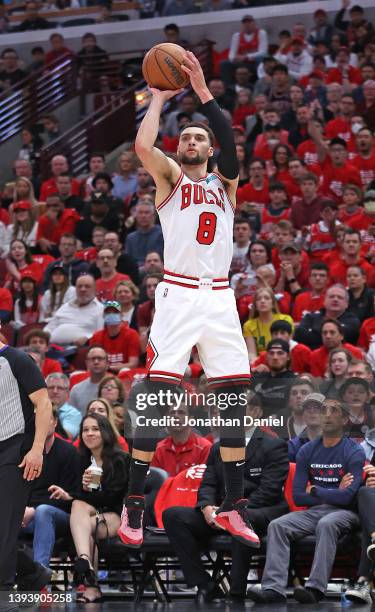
[142,43,190,90]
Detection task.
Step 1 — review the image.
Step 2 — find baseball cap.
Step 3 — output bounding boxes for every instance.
[266,338,290,353]
[302,393,325,410]
[103,300,121,312]
[242,14,254,22]
[14,200,32,212]
[280,242,301,254]
[291,36,305,45]
[309,70,324,80]
[20,269,38,283]
[232,124,245,133]
[51,262,67,275]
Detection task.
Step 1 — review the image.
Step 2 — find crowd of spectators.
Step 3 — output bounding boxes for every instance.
[1,0,375,604]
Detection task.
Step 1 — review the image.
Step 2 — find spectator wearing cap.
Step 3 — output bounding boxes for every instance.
[89,301,140,373]
[310,318,363,378]
[75,192,120,247]
[252,319,312,375]
[295,285,361,350]
[40,155,80,202]
[308,125,362,201]
[248,398,365,605]
[37,193,80,255]
[334,2,372,46]
[24,329,63,378]
[55,173,84,215]
[0,286,13,323]
[69,346,109,415]
[308,9,333,47]
[250,339,297,418]
[292,263,329,322]
[42,234,89,292]
[305,199,340,263]
[329,228,373,285]
[4,200,38,256]
[288,393,324,461]
[44,274,104,347]
[91,172,124,218]
[274,36,313,80]
[221,16,268,84]
[125,200,164,268]
[290,172,325,230]
[13,270,40,328]
[280,378,318,441]
[274,242,310,295]
[95,248,130,303]
[340,377,373,440]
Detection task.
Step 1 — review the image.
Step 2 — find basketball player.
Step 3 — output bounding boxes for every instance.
[118,51,259,548]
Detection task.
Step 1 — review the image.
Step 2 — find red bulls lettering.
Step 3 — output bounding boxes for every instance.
[180,184,225,211]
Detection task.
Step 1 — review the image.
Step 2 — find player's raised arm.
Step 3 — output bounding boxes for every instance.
[182,52,239,191]
[135,88,182,185]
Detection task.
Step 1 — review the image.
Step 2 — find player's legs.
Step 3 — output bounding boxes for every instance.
[196,289,259,547]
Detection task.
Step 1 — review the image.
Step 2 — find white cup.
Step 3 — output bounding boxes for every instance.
[87,465,103,490]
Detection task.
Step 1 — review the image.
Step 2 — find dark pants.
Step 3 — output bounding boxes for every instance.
[0,436,32,589]
[357,486,375,578]
[163,502,288,596]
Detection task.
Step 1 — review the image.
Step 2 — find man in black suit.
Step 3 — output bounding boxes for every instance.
[163,393,290,603]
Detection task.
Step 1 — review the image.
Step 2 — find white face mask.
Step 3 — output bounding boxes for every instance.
[268,139,280,148]
[351,122,363,134]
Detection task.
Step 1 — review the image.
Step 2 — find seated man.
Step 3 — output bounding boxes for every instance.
[44,274,104,346]
[24,329,62,378]
[69,346,109,415]
[151,402,212,477]
[288,393,323,462]
[248,398,365,605]
[163,394,289,603]
[46,373,82,440]
[20,406,79,570]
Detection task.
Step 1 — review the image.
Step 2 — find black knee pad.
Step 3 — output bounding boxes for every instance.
[215,384,247,449]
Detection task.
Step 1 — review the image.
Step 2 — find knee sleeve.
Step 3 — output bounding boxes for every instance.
[215,384,247,449]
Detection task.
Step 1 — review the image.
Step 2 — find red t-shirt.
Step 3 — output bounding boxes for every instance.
[358,318,375,351]
[42,357,63,378]
[351,150,375,189]
[325,118,356,149]
[326,66,362,86]
[297,140,319,167]
[329,256,373,284]
[76,247,98,262]
[137,300,154,328]
[347,211,375,231]
[338,206,364,226]
[95,272,130,302]
[40,177,81,201]
[310,343,364,377]
[37,209,80,244]
[236,180,269,207]
[292,291,326,322]
[90,323,140,366]
[0,287,13,312]
[151,432,212,477]
[319,158,362,200]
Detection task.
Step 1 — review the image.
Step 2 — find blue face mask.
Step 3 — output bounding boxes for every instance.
[104,313,122,326]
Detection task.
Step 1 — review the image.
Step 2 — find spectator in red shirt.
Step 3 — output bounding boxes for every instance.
[23,328,63,378]
[329,228,373,284]
[151,402,212,477]
[306,199,340,263]
[325,94,356,147]
[0,286,13,322]
[44,33,74,65]
[260,182,290,240]
[4,238,43,292]
[284,157,305,200]
[236,158,269,210]
[310,319,363,377]
[40,155,80,202]
[292,262,329,322]
[90,300,140,373]
[326,47,362,86]
[291,171,324,229]
[254,123,285,161]
[37,193,80,255]
[251,319,311,374]
[274,243,310,295]
[95,248,129,302]
[338,184,364,226]
[358,316,375,351]
[352,127,375,189]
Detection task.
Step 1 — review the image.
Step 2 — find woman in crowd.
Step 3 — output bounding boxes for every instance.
[320,348,353,399]
[231,239,275,298]
[13,176,39,209]
[5,199,38,254]
[13,271,40,328]
[70,413,130,602]
[347,265,374,322]
[235,143,249,187]
[271,144,293,183]
[4,238,43,292]
[114,279,139,330]
[98,375,135,436]
[86,397,128,451]
[243,286,294,361]
[39,264,76,322]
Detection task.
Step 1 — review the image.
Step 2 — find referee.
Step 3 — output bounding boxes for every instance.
[0,335,52,601]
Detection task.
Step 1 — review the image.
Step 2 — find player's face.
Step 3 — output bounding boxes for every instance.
[177,128,213,166]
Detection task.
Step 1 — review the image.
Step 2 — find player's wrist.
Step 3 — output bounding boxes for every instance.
[198,89,214,104]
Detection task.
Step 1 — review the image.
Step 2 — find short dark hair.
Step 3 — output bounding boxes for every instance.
[31,46,44,55]
[180,122,214,147]
[164,23,179,32]
[329,137,347,149]
[83,32,96,41]
[270,319,293,335]
[343,227,361,240]
[89,151,105,161]
[310,262,329,273]
[321,318,344,335]
[1,48,17,59]
[272,64,288,75]
[234,217,252,229]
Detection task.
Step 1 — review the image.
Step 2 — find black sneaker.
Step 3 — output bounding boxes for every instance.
[247,588,286,603]
[195,581,224,604]
[294,586,324,604]
[17,562,52,592]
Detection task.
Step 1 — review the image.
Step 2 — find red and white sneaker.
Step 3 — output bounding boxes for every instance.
[117,495,145,548]
[212,499,260,548]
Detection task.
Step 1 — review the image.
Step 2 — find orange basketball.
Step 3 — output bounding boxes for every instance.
[142,43,190,91]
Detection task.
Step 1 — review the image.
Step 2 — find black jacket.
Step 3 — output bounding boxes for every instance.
[348,287,375,323]
[197,429,289,510]
[73,451,130,515]
[250,369,297,417]
[294,308,361,350]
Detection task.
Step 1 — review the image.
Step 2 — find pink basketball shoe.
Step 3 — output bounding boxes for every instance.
[117,496,145,548]
[212,499,260,548]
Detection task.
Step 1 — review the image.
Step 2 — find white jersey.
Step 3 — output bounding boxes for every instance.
[156,171,235,279]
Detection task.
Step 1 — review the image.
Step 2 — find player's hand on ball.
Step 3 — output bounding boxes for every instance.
[149,87,184,101]
[181,51,207,95]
